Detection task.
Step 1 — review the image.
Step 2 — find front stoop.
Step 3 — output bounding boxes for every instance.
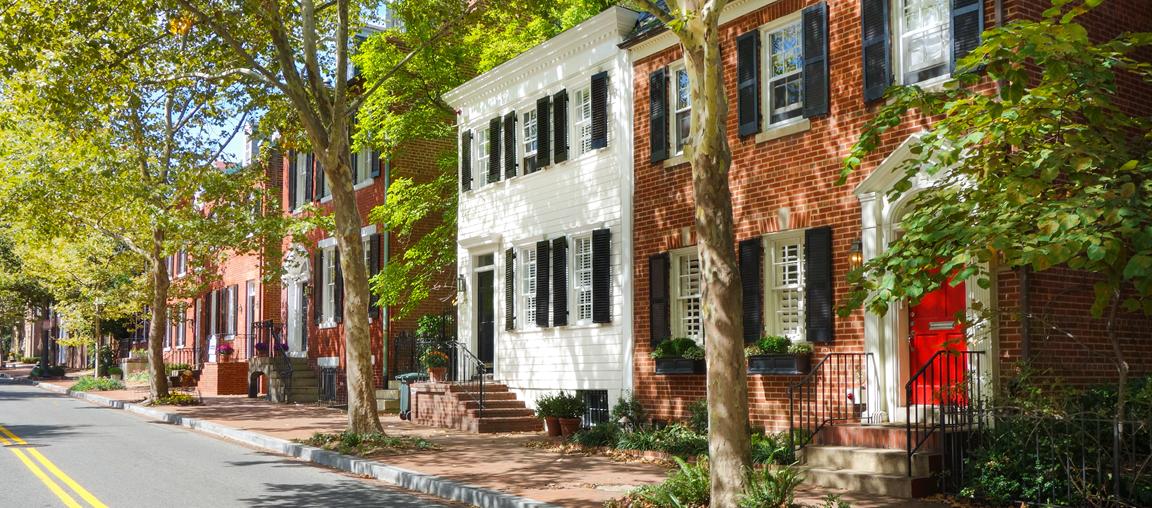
[248,357,319,403]
[411,381,542,434]
[800,425,940,498]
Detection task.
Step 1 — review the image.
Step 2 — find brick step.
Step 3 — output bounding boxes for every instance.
[375,389,400,399]
[800,446,939,477]
[452,391,519,402]
[801,466,937,498]
[461,399,527,410]
[465,416,544,434]
[814,425,924,450]
[448,383,509,393]
[465,408,536,418]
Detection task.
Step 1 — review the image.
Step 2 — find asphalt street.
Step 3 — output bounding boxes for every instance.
[0,382,454,507]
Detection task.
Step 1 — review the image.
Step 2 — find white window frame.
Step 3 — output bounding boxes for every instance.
[519,245,538,328]
[574,86,593,156]
[226,286,238,336]
[895,0,951,86]
[293,152,309,210]
[475,126,490,187]
[522,109,538,161]
[670,247,702,341]
[175,311,186,348]
[763,231,806,342]
[671,65,691,156]
[321,245,337,327]
[571,234,594,323]
[353,147,375,189]
[762,14,804,127]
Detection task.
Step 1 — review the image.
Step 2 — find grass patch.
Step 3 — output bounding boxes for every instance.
[125,371,150,383]
[70,376,125,392]
[297,431,436,457]
[149,392,200,406]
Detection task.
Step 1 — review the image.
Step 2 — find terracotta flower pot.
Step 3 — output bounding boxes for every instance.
[558,417,582,438]
[544,416,562,437]
[428,366,447,383]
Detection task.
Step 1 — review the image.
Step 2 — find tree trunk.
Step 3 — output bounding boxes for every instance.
[322,146,383,434]
[682,9,752,506]
[148,230,170,399]
[1106,288,1127,495]
[94,314,102,377]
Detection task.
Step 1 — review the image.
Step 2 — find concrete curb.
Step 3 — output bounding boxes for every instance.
[33,381,557,508]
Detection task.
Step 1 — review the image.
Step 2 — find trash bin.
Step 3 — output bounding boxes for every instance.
[395,372,428,421]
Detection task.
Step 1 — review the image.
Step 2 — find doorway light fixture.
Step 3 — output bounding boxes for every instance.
[848,240,864,272]
[456,274,466,294]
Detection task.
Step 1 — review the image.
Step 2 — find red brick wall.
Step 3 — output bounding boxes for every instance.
[198,361,250,396]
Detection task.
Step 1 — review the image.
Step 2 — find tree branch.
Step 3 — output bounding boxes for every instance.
[174,0,290,95]
[631,0,675,25]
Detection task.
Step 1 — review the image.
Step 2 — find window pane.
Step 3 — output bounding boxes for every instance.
[523,110,538,155]
[767,22,803,124]
[677,254,702,340]
[575,237,593,321]
[522,248,537,325]
[676,69,690,110]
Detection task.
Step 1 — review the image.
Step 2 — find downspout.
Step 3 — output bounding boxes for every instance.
[1020,266,1031,362]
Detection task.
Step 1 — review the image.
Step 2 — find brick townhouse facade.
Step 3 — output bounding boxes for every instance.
[624,0,1152,433]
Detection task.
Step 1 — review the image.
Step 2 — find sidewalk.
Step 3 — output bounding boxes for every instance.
[19,372,947,508]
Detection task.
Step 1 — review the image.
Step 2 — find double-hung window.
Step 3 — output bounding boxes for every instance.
[574,87,593,156]
[351,147,375,187]
[475,127,490,186]
[522,109,538,173]
[766,20,804,125]
[898,0,950,84]
[520,246,538,327]
[672,249,702,340]
[764,232,805,341]
[293,152,309,209]
[672,67,691,155]
[321,246,337,324]
[572,235,593,322]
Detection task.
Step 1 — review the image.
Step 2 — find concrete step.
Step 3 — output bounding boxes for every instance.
[451,391,518,402]
[448,383,509,393]
[801,466,936,498]
[465,416,543,434]
[375,389,400,400]
[376,399,401,411]
[465,407,535,418]
[801,446,938,477]
[387,380,402,390]
[461,399,527,410]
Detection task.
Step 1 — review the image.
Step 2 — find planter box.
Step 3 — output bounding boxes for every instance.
[654,358,705,375]
[747,354,811,375]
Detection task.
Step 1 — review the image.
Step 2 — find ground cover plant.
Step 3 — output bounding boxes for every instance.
[297,431,436,457]
[149,393,200,406]
[70,376,125,392]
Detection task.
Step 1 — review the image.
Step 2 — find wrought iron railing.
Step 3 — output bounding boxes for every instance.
[417,338,488,417]
[905,349,985,486]
[788,352,878,450]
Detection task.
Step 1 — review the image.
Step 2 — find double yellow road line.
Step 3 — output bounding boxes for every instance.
[0,423,108,508]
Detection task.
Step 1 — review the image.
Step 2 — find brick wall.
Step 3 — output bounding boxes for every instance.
[198,361,250,396]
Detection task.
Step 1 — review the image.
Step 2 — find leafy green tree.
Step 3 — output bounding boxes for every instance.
[842,1,1152,427]
[630,0,751,504]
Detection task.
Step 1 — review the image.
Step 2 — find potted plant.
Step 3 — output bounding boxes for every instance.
[254,342,270,355]
[746,336,813,375]
[535,392,562,437]
[168,363,192,378]
[216,343,235,362]
[420,349,449,382]
[107,366,123,380]
[553,391,586,438]
[651,337,706,375]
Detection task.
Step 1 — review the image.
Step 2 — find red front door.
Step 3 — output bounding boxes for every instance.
[909,278,967,405]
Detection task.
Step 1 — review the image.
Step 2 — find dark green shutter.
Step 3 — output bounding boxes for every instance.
[334,248,343,323]
[535,240,551,328]
[488,117,501,183]
[951,0,983,72]
[503,111,517,179]
[461,131,472,192]
[552,237,568,327]
[316,158,326,198]
[288,151,298,210]
[649,68,669,163]
[591,229,612,324]
[736,30,761,137]
[505,248,516,331]
[802,2,830,118]
[304,153,315,201]
[313,250,323,325]
[536,96,551,168]
[369,234,380,314]
[648,253,671,346]
[552,90,569,163]
[861,0,890,102]
[739,238,762,343]
[590,71,609,150]
[805,226,834,342]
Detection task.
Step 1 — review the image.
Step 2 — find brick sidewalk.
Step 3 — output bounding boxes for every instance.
[24,373,947,507]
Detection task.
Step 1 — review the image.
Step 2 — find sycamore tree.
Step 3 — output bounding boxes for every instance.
[0,0,281,399]
[842,2,1152,427]
[630,1,751,504]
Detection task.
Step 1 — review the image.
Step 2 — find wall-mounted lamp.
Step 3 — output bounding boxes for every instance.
[848,240,864,272]
[456,274,467,294]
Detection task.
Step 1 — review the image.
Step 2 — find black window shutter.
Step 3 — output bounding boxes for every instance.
[536,96,551,168]
[736,30,761,136]
[334,248,344,323]
[591,229,612,324]
[313,251,323,325]
[316,158,326,198]
[590,71,609,150]
[648,253,671,346]
[739,238,763,343]
[649,68,669,163]
[805,226,834,342]
[368,234,380,313]
[802,2,830,118]
[861,0,891,102]
[535,240,551,328]
[951,0,983,72]
[552,90,569,163]
[505,248,516,331]
[288,151,298,210]
[305,153,315,201]
[370,148,382,178]
[461,131,473,192]
[503,111,517,179]
[552,237,568,327]
[488,117,502,183]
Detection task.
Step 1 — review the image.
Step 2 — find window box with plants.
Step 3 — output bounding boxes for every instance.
[651,337,706,375]
[745,336,813,375]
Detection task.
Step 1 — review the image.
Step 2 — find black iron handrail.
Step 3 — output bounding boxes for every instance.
[253,321,293,403]
[417,338,488,418]
[788,352,877,450]
[905,349,985,484]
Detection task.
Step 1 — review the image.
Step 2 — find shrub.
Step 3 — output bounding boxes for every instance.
[757,335,791,354]
[650,337,701,359]
[687,399,708,434]
[611,391,648,428]
[167,363,192,373]
[631,457,711,507]
[750,432,794,465]
[737,465,805,508]
[553,391,586,419]
[298,431,435,456]
[617,423,708,457]
[71,376,125,392]
[150,393,200,406]
[787,342,813,355]
[32,365,66,377]
[535,392,559,418]
[20,356,38,364]
[680,345,705,360]
[571,421,620,448]
[107,366,123,376]
[419,349,449,369]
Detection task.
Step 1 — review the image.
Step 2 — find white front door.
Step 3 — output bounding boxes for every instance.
[286,282,306,355]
